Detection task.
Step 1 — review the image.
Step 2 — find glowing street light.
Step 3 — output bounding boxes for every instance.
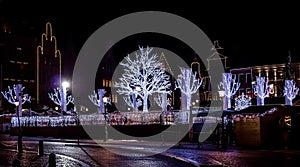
[62,81,70,88]
[14,101,22,152]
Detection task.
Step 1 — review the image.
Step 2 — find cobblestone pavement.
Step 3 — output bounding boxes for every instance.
[2,134,300,167]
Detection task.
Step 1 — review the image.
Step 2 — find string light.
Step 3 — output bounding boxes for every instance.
[235,93,251,111]
[36,22,62,104]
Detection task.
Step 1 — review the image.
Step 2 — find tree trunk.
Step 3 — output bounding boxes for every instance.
[285,97,292,106]
[257,97,264,106]
[143,96,148,112]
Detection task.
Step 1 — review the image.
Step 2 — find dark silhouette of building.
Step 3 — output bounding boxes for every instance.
[0,17,37,111]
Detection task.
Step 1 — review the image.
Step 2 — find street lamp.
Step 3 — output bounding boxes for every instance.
[102,96,109,142]
[15,101,22,153]
[61,81,69,114]
[218,90,227,150]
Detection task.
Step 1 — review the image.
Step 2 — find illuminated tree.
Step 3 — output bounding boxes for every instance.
[218,73,240,110]
[123,93,142,112]
[88,89,111,113]
[114,46,171,112]
[48,87,74,114]
[175,67,202,111]
[1,84,31,116]
[154,92,171,112]
[254,76,270,106]
[284,80,299,106]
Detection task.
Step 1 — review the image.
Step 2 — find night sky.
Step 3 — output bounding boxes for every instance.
[1,2,300,79]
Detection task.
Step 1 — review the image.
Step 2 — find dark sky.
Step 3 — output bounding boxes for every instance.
[1,2,300,79]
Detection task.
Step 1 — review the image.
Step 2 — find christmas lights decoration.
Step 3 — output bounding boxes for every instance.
[235,93,251,111]
[218,73,240,110]
[88,89,111,113]
[175,67,202,111]
[123,94,142,112]
[36,22,62,104]
[154,92,171,112]
[254,76,270,106]
[48,87,74,114]
[283,80,299,106]
[114,46,171,112]
[1,84,31,116]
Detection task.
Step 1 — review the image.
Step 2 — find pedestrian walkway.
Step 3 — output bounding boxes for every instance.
[0,134,225,167]
[2,134,300,167]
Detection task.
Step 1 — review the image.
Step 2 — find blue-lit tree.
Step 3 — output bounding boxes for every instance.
[154,92,171,112]
[48,87,74,114]
[254,76,270,106]
[283,80,299,106]
[218,73,240,110]
[1,84,31,152]
[175,67,202,111]
[123,93,142,112]
[114,46,171,112]
[1,84,31,116]
[89,89,111,113]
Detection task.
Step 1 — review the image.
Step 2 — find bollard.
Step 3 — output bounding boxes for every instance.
[49,153,56,167]
[12,159,20,167]
[17,136,22,153]
[38,140,44,155]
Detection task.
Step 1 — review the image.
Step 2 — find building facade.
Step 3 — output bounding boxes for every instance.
[230,62,300,98]
[0,17,37,111]
[1,18,63,112]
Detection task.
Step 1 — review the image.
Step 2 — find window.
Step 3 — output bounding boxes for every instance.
[238,74,245,83]
[239,89,244,96]
[102,79,105,87]
[246,73,252,83]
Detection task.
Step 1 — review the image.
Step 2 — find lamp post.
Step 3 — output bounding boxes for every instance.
[61,81,69,114]
[218,90,227,150]
[103,96,108,142]
[15,101,22,153]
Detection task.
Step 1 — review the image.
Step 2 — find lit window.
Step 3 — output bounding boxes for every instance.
[102,79,105,87]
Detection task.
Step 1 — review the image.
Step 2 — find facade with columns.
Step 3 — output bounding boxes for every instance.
[230,62,300,98]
